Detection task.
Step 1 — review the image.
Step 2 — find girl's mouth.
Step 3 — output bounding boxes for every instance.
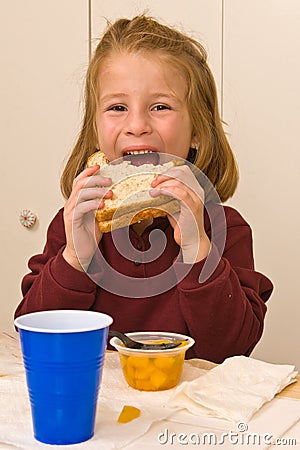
[123,149,159,166]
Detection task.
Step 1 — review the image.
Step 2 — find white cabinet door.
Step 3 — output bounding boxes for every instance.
[0,1,88,330]
[223,1,300,368]
[91,0,223,97]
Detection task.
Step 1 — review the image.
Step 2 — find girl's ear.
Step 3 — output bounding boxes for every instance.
[190,141,199,151]
[188,134,200,163]
[190,131,199,151]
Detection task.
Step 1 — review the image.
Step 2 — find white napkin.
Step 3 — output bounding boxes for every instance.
[168,355,298,422]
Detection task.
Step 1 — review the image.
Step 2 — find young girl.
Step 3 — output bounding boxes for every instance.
[14,15,273,363]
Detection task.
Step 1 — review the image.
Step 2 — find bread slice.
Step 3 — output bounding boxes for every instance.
[87,151,109,168]
[97,200,180,233]
[86,151,182,232]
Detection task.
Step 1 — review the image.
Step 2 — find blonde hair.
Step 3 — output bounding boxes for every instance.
[61,15,238,202]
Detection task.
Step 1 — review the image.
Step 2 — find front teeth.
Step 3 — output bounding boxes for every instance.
[125,150,153,155]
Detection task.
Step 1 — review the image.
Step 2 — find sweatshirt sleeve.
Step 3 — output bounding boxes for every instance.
[14,209,98,318]
[174,205,273,363]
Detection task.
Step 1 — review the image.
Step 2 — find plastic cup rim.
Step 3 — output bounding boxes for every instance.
[14,310,113,333]
[110,330,195,354]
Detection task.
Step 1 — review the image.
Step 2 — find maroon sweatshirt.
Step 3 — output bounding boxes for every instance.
[14,203,273,363]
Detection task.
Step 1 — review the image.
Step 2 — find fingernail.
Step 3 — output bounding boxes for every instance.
[104,190,112,198]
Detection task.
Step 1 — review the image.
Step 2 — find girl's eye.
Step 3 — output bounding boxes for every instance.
[108,105,126,112]
[152,104,171,111]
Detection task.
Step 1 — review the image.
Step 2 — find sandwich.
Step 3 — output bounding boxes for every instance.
[86,150,182,232]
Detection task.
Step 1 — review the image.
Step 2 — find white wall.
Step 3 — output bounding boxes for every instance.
[223,0,300,369]
[1,1,299,369]
[0,1,88,330]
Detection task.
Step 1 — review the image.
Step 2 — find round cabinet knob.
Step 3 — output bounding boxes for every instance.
[20,209,36,228]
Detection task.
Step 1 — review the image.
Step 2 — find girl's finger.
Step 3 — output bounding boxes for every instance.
[75,165,100,181]
[150,187,204,217]
[151,174,174,187]
[84,173,112,189]
[76,187,112,203]
[152,165,202,196]
[75,176,112,192]
[152,174,205,203]
[73,199,105,219]
[150,186,184,202]
[73,166,111,187]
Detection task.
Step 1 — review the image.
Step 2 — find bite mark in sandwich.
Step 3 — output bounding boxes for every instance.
[123,149,159,166]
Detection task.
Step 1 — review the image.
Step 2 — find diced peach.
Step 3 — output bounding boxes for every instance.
[117,405,141,423]
[150,369,168,389]
[126,355,150,370]
[153,356,175,372]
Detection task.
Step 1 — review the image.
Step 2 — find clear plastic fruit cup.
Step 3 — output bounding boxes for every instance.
[110,331,194,391]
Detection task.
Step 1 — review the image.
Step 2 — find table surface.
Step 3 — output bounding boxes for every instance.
[1,331,299,450]
[277,373,300,399]
[1,331,299,399]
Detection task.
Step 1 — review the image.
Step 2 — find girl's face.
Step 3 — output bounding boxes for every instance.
[96,52,195,162]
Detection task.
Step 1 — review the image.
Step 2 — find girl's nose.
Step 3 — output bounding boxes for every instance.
[124,110,152,136]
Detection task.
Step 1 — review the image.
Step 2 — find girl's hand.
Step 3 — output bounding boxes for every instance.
[151,165,210,263]
[62,165,112,271]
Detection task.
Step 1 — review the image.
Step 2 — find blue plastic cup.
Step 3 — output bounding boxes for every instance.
[14,310,113,445]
